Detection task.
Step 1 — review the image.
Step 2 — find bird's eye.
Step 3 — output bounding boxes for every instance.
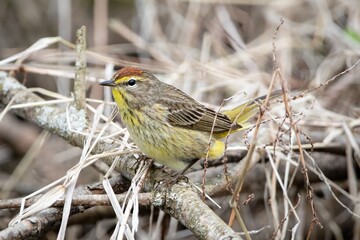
[128,79,136,86]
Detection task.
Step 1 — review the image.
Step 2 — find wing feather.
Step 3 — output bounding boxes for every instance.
[157,83,241,133]
[167,103,238,132]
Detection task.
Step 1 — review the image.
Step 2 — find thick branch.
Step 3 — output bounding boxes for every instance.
[153,182,240,239]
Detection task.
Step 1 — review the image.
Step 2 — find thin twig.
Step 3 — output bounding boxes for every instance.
[74,26,87,110]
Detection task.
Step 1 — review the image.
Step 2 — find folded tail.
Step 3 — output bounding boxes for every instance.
[214,90,282,139]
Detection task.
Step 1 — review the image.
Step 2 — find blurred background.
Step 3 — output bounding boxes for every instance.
[0,0,359,239]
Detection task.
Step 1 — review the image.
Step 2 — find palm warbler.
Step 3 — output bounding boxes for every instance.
[100,67,278,174]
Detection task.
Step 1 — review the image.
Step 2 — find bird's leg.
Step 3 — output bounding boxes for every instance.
[179,158,199,176]
[171,158,200,182]
[157,159,200,187]
[152,163,165,170]
[130,154,150,169]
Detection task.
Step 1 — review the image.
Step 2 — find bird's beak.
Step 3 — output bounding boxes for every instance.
[99,80,116,87]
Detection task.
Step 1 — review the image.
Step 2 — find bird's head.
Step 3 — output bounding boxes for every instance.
[100,67,160,108]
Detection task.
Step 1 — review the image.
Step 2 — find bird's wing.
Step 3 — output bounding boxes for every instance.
[155,83,240,133]
[157,92,237,132]
[168,104,237,132]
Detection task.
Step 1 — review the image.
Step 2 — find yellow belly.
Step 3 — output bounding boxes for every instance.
[128,123,224,171]
[121,109,225,171]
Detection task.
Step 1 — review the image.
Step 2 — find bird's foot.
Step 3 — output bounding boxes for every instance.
[159,172,189,187]
[130,155,150,169]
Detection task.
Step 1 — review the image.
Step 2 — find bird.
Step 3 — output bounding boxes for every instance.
[100,67,278,175]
